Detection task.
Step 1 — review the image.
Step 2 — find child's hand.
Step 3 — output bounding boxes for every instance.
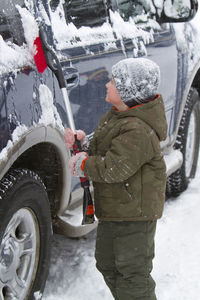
[64,128,86,149]
[68,152,88,177]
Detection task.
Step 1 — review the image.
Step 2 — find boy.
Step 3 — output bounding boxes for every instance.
[65,57,167,300]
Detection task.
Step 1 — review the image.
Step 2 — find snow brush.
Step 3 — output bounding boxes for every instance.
[33,29,95,225]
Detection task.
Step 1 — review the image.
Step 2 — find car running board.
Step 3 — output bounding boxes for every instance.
[55,200,97,238]
[164,149,183,176]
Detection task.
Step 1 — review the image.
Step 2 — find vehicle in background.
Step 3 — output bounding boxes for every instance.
[0,0,199,298]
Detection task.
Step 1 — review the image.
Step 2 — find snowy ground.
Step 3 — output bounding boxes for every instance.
[43,163,200,300]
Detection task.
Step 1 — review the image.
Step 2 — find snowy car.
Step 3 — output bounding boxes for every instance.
[0,0,199,299]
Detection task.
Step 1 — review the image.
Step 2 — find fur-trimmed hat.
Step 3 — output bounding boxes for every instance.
[112,57,160,107]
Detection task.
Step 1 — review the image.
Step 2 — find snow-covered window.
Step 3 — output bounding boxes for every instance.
[111,0,153,21]
[49,0,115,50]
[109,0,158,27]
[109,0,163,33]
[62,0,108,28]
[0,0,25,45]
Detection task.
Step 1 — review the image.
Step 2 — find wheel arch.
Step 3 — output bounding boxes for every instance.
[191,66,200,95]
[0,125,71,221]
[173,62,200,146]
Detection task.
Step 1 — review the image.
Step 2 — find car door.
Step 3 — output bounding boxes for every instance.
[1,0,52,133]
[49,0,127,135]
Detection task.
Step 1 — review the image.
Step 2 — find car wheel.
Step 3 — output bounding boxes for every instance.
[0,169,52,300]
[166,88,200,197]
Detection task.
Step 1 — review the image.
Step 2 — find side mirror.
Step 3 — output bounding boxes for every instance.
[156,0,198,23]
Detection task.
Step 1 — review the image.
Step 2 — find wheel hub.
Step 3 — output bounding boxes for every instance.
[0,208,39,299]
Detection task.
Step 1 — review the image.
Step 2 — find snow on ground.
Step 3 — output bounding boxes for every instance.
[153,165,200,300]
[43,162,200,300]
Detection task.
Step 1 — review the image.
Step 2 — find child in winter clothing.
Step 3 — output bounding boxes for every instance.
[65,57,167,300]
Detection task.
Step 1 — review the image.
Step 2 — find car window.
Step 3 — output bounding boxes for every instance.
[49,0,115,52]
[0,0,25,45]
[62,0,108,28]
[109,0,164,34]
[113,0,150,20]
[110,0,157,24]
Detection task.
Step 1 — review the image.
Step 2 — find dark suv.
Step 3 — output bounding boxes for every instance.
[0,0,199,298]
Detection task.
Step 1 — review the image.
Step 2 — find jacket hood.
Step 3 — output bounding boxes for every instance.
[112,95,167,141]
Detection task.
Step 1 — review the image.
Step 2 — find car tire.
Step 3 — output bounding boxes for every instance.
[166,88,200,197]
[0,169,52,300]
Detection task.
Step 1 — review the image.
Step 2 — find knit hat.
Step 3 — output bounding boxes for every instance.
[112,57,160,107]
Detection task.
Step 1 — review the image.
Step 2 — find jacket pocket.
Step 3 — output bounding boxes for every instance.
[121,181,134,204]
[93,178,142,219]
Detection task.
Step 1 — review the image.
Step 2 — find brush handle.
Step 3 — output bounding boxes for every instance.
[61,88,76,133]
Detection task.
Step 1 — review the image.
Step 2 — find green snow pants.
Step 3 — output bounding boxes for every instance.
[95,221,157,300]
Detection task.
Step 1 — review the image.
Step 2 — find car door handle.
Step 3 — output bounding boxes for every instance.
[66,73,79,88]
[62,67,79,89]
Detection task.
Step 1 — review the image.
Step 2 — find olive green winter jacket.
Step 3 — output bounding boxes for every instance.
[84,95,168,221]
